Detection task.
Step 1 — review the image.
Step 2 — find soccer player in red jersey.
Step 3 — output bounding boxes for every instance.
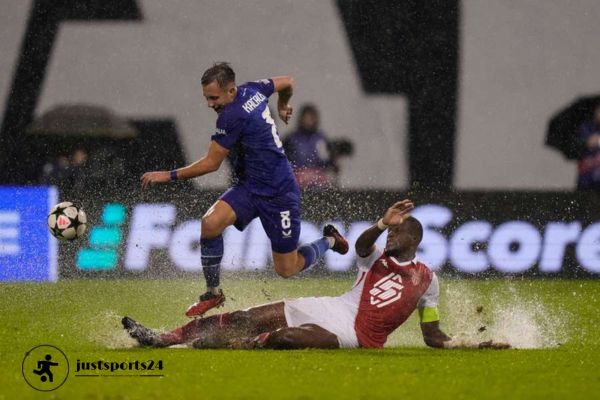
[123,200,508,350]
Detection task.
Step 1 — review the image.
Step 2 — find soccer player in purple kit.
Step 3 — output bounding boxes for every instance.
[140,63,348,317]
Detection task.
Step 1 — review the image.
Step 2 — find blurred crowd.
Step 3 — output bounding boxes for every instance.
[282,103,353,189]
[39,144,129,198]
[39,100,600,194]
[39,103,353,192]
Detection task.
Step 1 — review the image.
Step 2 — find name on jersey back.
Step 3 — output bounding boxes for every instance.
[241,92,267,114]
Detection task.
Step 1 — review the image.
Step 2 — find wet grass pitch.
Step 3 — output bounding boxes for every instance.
[1,277,598,399]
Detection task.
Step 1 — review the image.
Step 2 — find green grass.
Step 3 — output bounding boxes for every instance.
[0,277,599,400]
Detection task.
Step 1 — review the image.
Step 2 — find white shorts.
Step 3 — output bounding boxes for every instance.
[283,296,359,348]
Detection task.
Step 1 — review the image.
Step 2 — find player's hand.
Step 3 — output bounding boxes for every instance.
[140,171,170,189]
[278,104,293,124]
[382,199,414,226]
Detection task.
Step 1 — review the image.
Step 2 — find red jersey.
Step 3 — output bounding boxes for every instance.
[284,246,439,349]
[350,248,434,348]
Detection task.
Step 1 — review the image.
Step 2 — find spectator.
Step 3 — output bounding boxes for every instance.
[40,146,89,196]
[40,155,71,186]
[283,104,336,188]
[69,147,89,194]
[577,102,600,191]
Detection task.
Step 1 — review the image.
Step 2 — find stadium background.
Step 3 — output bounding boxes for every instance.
[1,1,600,399]
[1,0,599,279]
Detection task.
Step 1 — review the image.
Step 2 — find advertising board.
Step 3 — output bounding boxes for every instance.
[55,189,600,278]
[0,186,58,282]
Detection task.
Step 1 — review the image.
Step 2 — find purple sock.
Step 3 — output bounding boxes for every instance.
[201,236,223,288]
[297,237,330,271]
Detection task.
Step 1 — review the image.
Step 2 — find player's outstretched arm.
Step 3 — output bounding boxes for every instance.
[174,140,229,180]
[272,76,294,124]
[140,140,229,188]
[421,318,511,350]
[355,199,415,257]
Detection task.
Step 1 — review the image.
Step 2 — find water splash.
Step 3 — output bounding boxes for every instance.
[443,281,570,349]
[90,310,193,349]
[87,309,137,349]
[485,302,566,348]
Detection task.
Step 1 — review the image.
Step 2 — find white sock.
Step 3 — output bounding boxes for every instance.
[326,237,335,248]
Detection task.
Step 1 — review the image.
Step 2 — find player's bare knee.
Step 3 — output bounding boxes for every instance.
[201,217,222,239]
[273,263,296,279]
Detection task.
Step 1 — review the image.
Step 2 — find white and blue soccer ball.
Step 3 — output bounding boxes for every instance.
[47,202,87,240]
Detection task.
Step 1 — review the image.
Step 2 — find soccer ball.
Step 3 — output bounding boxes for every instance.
[47,202,87,240]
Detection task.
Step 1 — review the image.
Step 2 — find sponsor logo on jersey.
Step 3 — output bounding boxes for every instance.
[369,272,404,308]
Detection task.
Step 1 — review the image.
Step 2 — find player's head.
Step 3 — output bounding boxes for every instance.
[201,62,237,114]
[384,216,423,257]
[298,103,319,132]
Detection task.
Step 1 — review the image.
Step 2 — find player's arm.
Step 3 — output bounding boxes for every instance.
[140,141,229,188]
[417,273,452,348]
[173,140,230,179]
[419,308,452,348]
[355,199,415,257]
[418,276,509,349]
[355,225,385,258]
[271,76,294,124]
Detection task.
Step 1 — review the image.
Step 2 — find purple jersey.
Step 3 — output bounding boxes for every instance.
[211,79,297,197]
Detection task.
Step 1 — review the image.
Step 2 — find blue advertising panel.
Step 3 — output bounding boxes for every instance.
[0,186,58,282]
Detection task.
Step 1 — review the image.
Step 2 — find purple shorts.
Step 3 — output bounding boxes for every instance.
[220,185,301,253]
